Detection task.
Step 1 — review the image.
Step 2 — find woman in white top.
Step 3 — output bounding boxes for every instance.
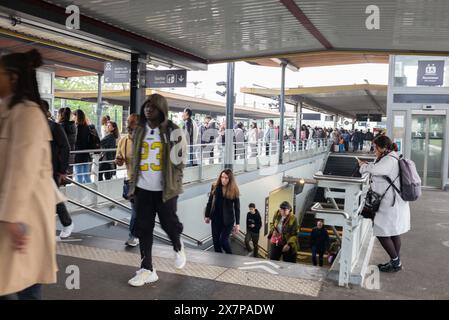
[358,135,410,272]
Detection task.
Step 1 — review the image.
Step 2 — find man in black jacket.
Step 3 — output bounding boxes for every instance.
[244,203,262,257]
[182,108,197,167]
[310,220,330,267]
[43,101,74,238]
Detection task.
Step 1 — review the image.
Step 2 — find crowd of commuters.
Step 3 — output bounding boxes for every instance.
[0,48,408,300]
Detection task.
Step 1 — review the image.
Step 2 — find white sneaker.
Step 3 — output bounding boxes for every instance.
[126,237,139,247]
[59,222,74,238]
[174,240,186,269]
[128,268,158,287]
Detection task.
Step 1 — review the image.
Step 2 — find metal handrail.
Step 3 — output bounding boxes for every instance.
[311,202,350,220]
[328,153,376,159]
[313,172,370,184]
[66,177,205,246]
[68,199,172,244]
[237,229,269,258]
[199,234,213,244]
[70,148,117,154]
[66,177,131,211]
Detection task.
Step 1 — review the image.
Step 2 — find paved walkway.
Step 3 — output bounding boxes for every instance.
[44,191,449,300]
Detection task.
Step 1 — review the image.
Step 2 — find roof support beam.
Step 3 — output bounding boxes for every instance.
[279,0,333,49]
[297,96,354,119]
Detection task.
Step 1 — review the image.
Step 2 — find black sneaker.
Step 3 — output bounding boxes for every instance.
[379,261,402,272]
[377,261,391,269]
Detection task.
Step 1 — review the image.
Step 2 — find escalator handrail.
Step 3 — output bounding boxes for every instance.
[237,230,269,257]
[67,199,171,244]
[66,177,131,211]
[311,202,350,220]
[66,177,205,246]
[313,172,369,184]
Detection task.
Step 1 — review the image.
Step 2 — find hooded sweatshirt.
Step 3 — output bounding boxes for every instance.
[129,96,187,202]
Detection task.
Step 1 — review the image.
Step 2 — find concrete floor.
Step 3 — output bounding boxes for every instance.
[43,190,449,300]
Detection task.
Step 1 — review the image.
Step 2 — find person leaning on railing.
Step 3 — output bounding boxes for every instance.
[357,135,410,273]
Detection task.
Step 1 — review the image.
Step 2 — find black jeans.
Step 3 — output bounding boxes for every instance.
[134,188,183,271]
[211,218,233,254]
[244,231,260,257]
[312,246,325,266]
[269,243,296,263]
[99,162,114,181]
[54,175,72,227]
[57,202,72,227]
[0,284,42,300]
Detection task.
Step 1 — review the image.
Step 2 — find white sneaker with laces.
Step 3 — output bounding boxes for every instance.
[128,268,158,287]
[59,222,74,239]
[174,240,186,269]
[126,237,139,247]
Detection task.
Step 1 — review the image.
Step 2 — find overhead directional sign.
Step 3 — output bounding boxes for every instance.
[147,69,187,88]
[104,61,130,83]
[356,114,382,122]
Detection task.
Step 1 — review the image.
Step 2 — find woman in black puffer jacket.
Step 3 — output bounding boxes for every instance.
[99,121,119,181]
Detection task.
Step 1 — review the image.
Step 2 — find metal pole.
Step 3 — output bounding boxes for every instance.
[130,53,139,115]
[130,53,146,115]
[296,102,302,151]
[279,62,286,164]
[96,73,103,131]
[225,62,235,170]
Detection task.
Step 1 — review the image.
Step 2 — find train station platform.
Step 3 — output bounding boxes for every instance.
[43,191,449,300]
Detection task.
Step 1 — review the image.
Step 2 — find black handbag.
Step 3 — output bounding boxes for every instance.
[361,189,382,220]
[361,175,399,220]
[122,180,130,200]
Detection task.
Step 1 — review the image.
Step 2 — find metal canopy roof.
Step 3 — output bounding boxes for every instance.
[55,89,296,119]
[3,1,449,70]
[241,84,387,119]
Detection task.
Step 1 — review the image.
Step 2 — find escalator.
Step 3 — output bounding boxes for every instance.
[208,153,375,264]
[297,154,375,264]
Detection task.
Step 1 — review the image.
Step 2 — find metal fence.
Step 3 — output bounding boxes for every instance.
[67,138,332,184]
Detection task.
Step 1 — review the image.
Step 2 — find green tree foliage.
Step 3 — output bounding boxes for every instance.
[54,76,124,132]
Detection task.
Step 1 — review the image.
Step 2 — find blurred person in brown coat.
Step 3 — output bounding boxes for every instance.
[0,49,57,299]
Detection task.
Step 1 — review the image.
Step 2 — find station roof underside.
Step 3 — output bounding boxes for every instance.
[241,84,387,119]
[2,1,449,71]
[55,89,296,119]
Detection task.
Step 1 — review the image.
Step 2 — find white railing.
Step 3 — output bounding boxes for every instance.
[311,172,372,287]
[66,139,332,185]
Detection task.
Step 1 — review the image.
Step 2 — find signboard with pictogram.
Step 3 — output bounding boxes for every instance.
[147,69,187,88]
[104,61,130,83]
[417,60,444,86]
